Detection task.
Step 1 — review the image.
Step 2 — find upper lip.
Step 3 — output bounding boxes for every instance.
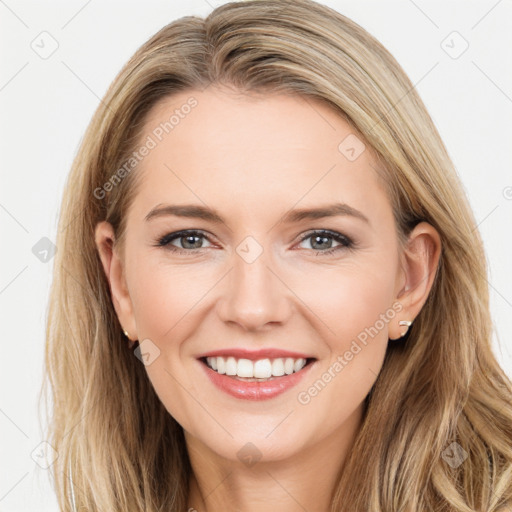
[196,348,315,361]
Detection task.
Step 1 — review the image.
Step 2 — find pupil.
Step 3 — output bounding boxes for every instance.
[183,235,201,249]
[312,235,331,250]
[179,234,335,250]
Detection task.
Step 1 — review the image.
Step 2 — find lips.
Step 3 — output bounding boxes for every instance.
[196,348,314,361]
[196,348,317,400]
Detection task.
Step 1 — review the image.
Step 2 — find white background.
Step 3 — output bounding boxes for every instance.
[1,1,511,510]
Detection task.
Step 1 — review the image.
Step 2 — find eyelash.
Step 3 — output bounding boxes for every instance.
[154,229,355,256]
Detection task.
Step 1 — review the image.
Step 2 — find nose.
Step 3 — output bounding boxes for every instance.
[216,246,293,332]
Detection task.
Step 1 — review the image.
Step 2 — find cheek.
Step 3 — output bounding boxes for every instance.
[128,260,218,339]
[334,272,395,347]
[125,262,206,433]
[126,259,225,430]
[289,255,398,354]
[290,259,397,419]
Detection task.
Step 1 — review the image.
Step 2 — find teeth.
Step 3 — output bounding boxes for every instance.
[254,359,272,378]
[272,358,285,376]
[293,358,305,372]
[225,357,237,376]
[237,358,254,378]
[205,356,307,378]
[216,357,226,375]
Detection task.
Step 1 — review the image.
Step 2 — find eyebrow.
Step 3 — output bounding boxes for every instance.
[145,202,370,225]
[145,203,370,224]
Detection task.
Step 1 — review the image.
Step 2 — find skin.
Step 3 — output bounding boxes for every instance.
[95,86,441,512]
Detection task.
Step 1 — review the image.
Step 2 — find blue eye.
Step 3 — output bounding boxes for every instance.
[156,230,213,253]
[297,230,354,255]
[155,229,354,256]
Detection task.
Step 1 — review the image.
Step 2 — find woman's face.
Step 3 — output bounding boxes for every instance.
[98,86,424,464]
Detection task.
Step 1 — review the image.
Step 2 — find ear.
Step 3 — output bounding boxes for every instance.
[94,221,137,345]
[389,221,441,340]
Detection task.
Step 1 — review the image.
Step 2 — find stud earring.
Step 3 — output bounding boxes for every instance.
[398,320,412,337]
[123,330,129,338]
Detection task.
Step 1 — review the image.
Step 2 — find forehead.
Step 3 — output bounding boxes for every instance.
[129,87,390,223]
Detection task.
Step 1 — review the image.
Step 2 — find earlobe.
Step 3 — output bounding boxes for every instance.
[389,222,441,340]
[94,221,137,342]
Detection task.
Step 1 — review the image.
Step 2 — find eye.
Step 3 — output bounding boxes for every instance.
[155,230,214,253]
[296,229,354,255]
[154,229,355,256]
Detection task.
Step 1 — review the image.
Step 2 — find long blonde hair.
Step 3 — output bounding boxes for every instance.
[42,1,512,510]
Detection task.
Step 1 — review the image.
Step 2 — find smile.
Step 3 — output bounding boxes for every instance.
[204,356,309,380]
[198,351,317,400]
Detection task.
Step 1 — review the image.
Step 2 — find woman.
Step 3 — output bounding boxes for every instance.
[43,0,512,510]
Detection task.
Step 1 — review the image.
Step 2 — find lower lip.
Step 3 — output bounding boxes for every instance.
[199,359,315,401]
